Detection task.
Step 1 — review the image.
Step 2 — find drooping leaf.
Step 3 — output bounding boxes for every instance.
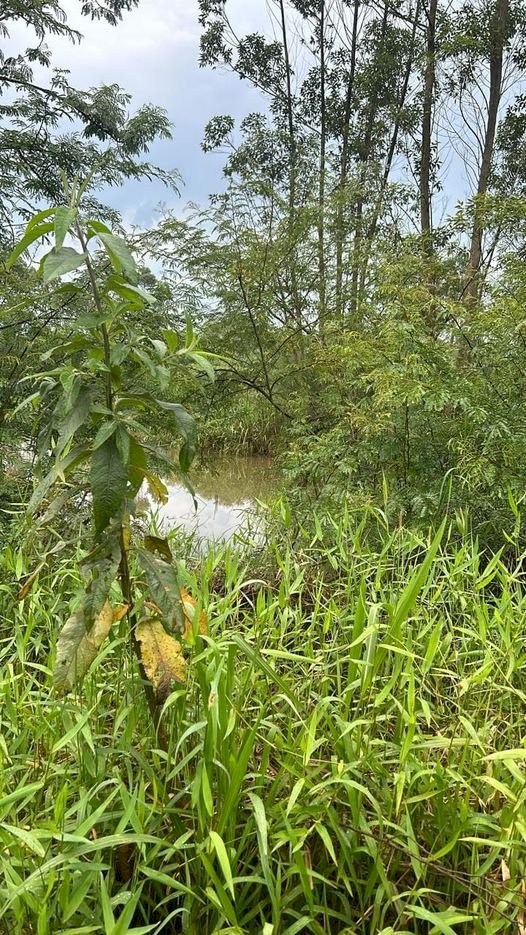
[56,387,92,456]
[135,618,186,701]
[143,535,173,563]
[98,233,138,283]
[127,434,147,494]
[54,206,77,249]
[42,247,86,282]
[90,436,128,536]
[137,549,186,635]
[188,351,215,382]
[81,528,122,621]
[106,276,156,305]
[27,444,91,515]
[53,601,114,694]
[144,471,169,504]
[86,219,112,239]
[155,400,196,472]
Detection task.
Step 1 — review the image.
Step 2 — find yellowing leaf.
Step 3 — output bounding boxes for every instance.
[135,618,186,701]
[112,604,129,623]
[144,471,169,504]
[17,562,45,600]
[180,587,208,641]
[54,601,115,694]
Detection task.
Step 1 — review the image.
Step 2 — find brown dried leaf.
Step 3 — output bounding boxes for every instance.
[112,603,129,623]
[135,618,186,701]
[17,562,45,600]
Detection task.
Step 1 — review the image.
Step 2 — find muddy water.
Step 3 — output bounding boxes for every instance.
[144,455,279,543]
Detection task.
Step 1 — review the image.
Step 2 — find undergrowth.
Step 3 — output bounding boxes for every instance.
[0,505,525,934]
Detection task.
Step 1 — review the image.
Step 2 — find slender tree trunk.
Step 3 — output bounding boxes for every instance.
[335,0,360,322]
[318,0,327,330]
[420,0,438,251]
[358,2,421,298]
[278,0,302,329]
[349,1,389,321]
[465,0,508,299]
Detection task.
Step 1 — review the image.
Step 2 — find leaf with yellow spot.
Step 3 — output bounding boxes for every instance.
[54,600,116,694]
[135,618,186,701]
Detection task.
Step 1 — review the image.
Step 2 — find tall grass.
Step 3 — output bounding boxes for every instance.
[0,505,525,933]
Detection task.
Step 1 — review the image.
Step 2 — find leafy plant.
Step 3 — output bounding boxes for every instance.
[8,178,214,727]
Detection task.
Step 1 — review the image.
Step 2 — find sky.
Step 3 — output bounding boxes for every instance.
[6,0,265,226]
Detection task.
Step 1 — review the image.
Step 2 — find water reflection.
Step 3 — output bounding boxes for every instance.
[142,456,278,543]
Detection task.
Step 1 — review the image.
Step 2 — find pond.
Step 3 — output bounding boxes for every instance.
[139,455,279,544]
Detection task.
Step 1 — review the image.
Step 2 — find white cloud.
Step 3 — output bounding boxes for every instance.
[3,0,265,219]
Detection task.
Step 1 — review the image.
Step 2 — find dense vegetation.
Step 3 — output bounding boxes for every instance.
[1,0,526,932]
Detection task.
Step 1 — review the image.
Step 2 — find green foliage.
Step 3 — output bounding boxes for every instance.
[3,185,214,704]
[1,508,526,932]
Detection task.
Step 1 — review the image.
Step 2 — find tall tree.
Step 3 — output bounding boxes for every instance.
[466,0,510,296]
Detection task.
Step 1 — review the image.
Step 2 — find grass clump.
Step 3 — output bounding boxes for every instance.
[0,506,525,934]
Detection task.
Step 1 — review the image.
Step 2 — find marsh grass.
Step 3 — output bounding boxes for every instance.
[0,504,525,934]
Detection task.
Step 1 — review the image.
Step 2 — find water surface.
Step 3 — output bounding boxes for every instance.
[143,455,278,544]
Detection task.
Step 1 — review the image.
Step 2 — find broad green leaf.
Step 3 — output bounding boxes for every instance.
[26,207,57,230]
[93,420,118,450]
[127,434,147,494]
[86,218,112,239]
[56,386,92,456]
[54,206,77,249]
[151,339,168,358]
[42,246,86,282]
[6,221,55,269]
[98,233,138,283]
[155,400,196,472]
[106,276,156,305]
[90,436,128,536]
[188,351,215,382]
[162,329,178,352]
[54,601,115,694]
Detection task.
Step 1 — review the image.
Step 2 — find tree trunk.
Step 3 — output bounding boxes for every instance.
[278,0,302,329]
[358,2,421,298]
[349,0,389,321]
[335,0,360,322]
[465,0,508,299]
[318,0,327,330]
[420,0,438,251]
